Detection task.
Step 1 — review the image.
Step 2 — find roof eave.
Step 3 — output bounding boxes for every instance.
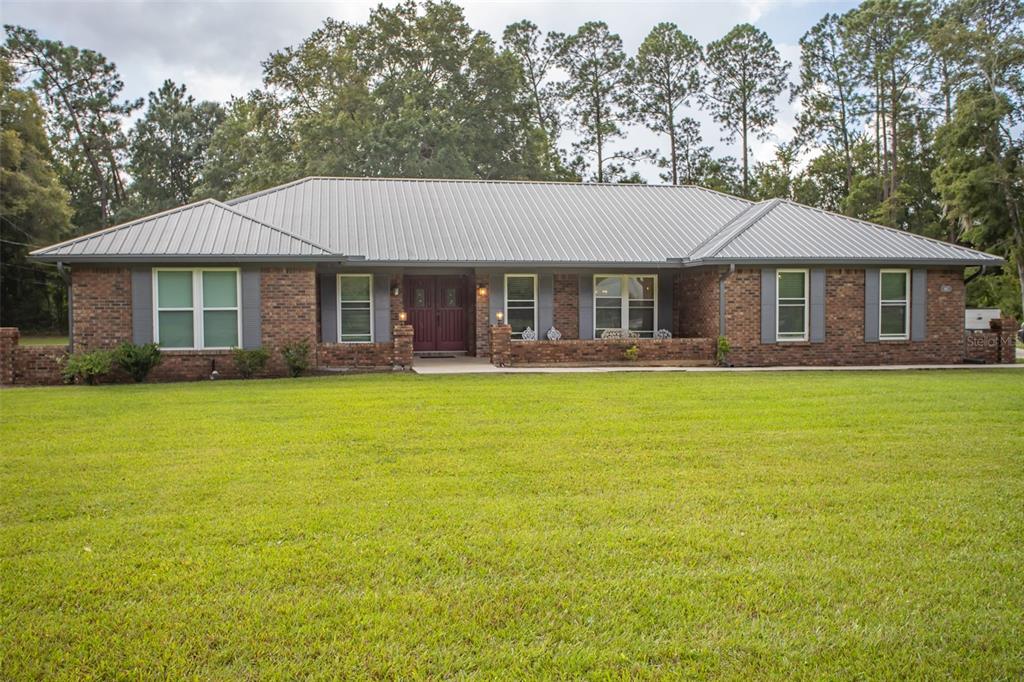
[30,254,342,264]
[686,256,1005,267]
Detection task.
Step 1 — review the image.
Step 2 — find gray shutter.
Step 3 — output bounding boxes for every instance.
[131,267,153,344]
[579,274,594,340]
[488,272,504,324]
[864,268,880,342]
[373,274,391,342]
[810,268,826,343]
[911,269,927,341]
[241,268,261,349]
[657,272,673,333]
[760,268,776,344]
[320,274,337,343]
[718,277,727,337]
[538,274,554,336]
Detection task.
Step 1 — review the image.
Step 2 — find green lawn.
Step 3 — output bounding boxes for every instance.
[2,372,1022,679]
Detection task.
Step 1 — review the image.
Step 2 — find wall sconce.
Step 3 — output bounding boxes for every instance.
[398,311,408,323]
[391,284,401,297]
[477,285,487,297]
[495,311,504,323]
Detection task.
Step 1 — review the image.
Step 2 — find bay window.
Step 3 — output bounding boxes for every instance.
[505,274,537,339]
[338,274,373,342]
[879,269,910,340]
[154,268,240,349]
[776,269,808,341]
[594,275,657,338]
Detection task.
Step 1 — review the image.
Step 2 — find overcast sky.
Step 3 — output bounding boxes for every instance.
[4,0,859,182]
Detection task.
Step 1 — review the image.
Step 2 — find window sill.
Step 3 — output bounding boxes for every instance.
[160,348,236,355]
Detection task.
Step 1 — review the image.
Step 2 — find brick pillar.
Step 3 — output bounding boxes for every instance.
[474,273,490,357]
[1000,317,1017,364]
[389,276,405,329]
[392,324,414,369]
[490,324,511,366]
[0,327,19,385]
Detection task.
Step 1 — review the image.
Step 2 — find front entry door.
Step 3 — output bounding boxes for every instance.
[404,275,467,352]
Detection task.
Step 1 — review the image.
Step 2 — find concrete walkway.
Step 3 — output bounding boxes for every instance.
[411,355,1024,375]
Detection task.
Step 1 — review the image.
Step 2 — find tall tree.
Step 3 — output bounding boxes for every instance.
[792,13,864,194]
[0,59,72,330]
[702,23,790,196]
[502,20,563,146]
[2,25,140,228]
[627,22,702,185]
[126,80,225,215]
[555,21,636,182]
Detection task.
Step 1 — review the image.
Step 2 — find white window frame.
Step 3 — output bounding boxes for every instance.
[152,267,242,350]
[592,274,658,338]
[504,273,538,340]
[337,273,374,343]
[776,269,809,342]
[879,268,911,341]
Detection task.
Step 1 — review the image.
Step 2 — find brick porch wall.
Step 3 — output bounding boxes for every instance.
[676,268,719,339]
[474,273,490,356]
[261,266,317,375]
[509,337,714,365]
[71,267,132,352]
[723,267,967,366]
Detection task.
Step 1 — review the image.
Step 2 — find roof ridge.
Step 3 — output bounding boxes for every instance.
[210,199,333,254]
[687,199,781,260]
[31,198,223,256]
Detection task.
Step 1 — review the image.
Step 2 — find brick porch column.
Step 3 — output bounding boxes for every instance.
[490,324,511,366]
[1000,317,1018,364]
[0,327,19,385]
[474,273,490,357]
[392,324,414,369]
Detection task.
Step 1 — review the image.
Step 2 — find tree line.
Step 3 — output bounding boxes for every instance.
[2,0,1022,331]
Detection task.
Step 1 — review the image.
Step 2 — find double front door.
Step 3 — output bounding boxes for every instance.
[403,275,468,351]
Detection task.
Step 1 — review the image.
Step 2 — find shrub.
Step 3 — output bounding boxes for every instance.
[716,336,732,366]
[280,342,311,378]
[623,344,640,361]
[61,350,113,385]
[113,342,162,382]
[232,347,269,379]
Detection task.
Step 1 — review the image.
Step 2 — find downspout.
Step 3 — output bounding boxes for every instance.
[57,262,72,350]
[963,265,987,286]
[718,264,735,337]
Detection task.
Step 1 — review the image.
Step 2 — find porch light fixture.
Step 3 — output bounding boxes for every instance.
[398,311,408,323]
[477,285,487,297]
[495,311,504,323]
[391,284,401,297]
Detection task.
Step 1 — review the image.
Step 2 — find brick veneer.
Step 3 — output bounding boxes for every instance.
[393,324,414,368]
[965,318,1017,364]
[509,337,714,365]
[71,267,132,352]
[553,274,579,339]
[261,266,317,374]
[318,342,394,368]
[475,273,490,356]
[723,267,968,366]
[490,324,511,366]
[676,268,719,338]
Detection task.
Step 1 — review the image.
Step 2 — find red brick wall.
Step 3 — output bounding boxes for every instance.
[318,342,394,368]
[553,274,579,339]
[71,267,132,352]
[677,268,720,338]
[474,273,490,357]
[509,337,714,365]
[723,267,967,366]
[490,324,511,366]
[965,318,1018,364]
[261,266,317,375]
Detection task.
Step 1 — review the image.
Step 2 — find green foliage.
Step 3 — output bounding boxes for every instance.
[623,344,639,361]
[231,347,269,379]
[280,342,311,378]
[60,349,112,385]
[112,342,162,382]
[715,336,732,366]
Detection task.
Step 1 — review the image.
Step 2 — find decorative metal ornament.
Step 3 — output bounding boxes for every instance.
[521,326,538,341]
[601,328,638,340]
[546,326,562,341]
[654,328,672,339]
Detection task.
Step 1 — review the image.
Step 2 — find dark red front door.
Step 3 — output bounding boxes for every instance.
[404,275,467,351]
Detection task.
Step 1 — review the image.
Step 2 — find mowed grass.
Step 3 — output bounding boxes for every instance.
[1,371,1023,679]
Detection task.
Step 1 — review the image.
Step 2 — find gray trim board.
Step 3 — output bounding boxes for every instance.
[538,274,554,335]
[809,268,825,343]
[579,274,594,340]
[241,268,261,349]
[865,268,880,342]
[373,274,391,342]
[657,272,673,333]
[911,268,927,341]
[760,268,776,344]
[320,274,337,343]
[489,272,504,324]
[718,277,726,336]
[131,267,153,344]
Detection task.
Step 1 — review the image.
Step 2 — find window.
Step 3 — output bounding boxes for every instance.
[593,275,657,338]
[776,269,808,341]
[880,269,910,340]
[338,274,373,343]
[505,274,537,339]
[154,268,240,349]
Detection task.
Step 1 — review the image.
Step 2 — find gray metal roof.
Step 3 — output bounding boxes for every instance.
[32,177,1002,266]
[32,199,333,261]
[693,199,1004,265]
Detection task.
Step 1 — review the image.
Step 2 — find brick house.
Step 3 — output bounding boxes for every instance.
[23,177,1006,380]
